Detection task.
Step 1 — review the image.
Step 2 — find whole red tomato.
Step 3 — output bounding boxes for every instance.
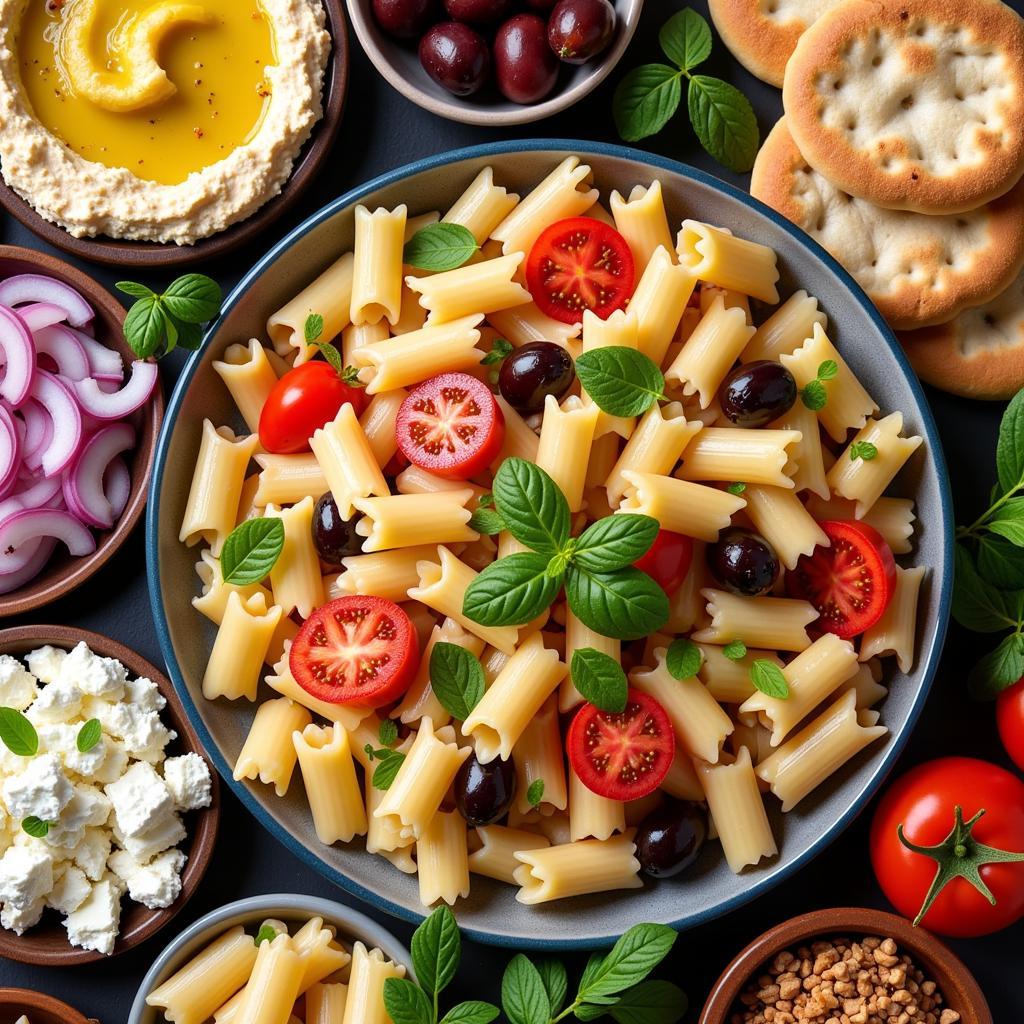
[870,757,1024,937]
[996,678,1024,772]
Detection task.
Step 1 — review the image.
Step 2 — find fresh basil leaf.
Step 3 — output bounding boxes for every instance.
[969,632,1024,700]
[116,280,155,299]
[76,719,102,753]
[440,1002,501,1024]
[800,379,827,411]
[468,508,506,535]
[305,312,324,343]
[665,637,702,680]
[412,903,461,998]
[722,639,747,661]
[372,751,406,790]
[726,481,746,495]
[378,718,398,747]
[311,339,344,375]
[162,312,179,354]
[404,223,479,272]
[502,955,551,1024]
[573,514,659,572]
[750,659,789,699]
[255,924,278,944]
[220,518,285,585]
[0,708,38,757]
[608,980,688,1024]
[167,315,203,352]
[571,648,628,713]
[953,543,1020,633]
[481,339,513,366]
[996,387,1024,495]
[580,952,608,994]
[977,536,1024,590]
[659,8,711,70]
[687,75,760,173]
[566,566,670,640]
[536,959,568,1016]
[383,977,434,1024]
[613,65,683,143]
[430,642,486,721]
[478,493,495,509]
[161,273,222,324]
[987,497,1024,547]
[576,1004,614,1022]
[21,816,49,839]
[849,441,878,462]
[526,779,545,807]
[492,459,571,556]
[123,295,167,359]
[816,359,838,381]
[577,924,677,1000]
[463,553,561,627]
[576,347,665,418]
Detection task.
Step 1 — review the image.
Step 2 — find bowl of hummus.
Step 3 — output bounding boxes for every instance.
[0,0,347,266]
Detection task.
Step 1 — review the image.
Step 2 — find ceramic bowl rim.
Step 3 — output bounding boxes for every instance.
[146,138,954,950]
[0,987,93,1024]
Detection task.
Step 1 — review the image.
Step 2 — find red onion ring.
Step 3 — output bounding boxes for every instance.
[0,539,56,595]
[0,507,95,574]
[63,422,134,528]
[28,370,82,478]
[73,360,158,420]
[70,328,123,381]
[0,275,94,328]
[104,457,131,520]
[0,405,20,499]
[34,324,90,381]
[16,303,67,333]
[0,306,35,407]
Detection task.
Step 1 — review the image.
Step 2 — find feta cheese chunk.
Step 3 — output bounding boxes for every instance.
[27,678,82,724]
[73,827,111,881]
[105,762,174,839]
[108,848,185,910]
[62,731,111,780]
[2,753,73,822]
[25,646,66,684]
[47,863,91,915]
[0,845,53,910]
[125,676,166,713]
[58,642,126,701]
[1,896,44,934]
[115,814,186,863]
[89,739,129,786]
[162,754,212,812]
[94,703,174,762]
[64,876,121,955]
[0,655,39,710]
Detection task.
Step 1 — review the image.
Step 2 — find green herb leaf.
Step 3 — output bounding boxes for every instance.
[536,959,568,1017]
[750,659,789,699]
[977,536,1024,590]
[0,708,38,757]
[580,953,609,994]
[168,315,203,352]
[571,648,629,713]
[430,642,486,721]
[526,779,545,807]
[463,553,561,627]
[659,8,711,71]
[726,482,746,495]
[800,379,827,411]
[849,441,878,462]
[502,955,551,1024]
[576,1005,613,1022]
[607,980,689,1024]
[573,514,659,573]
[220,518,285,585]
[969,632,1024,700]
[687,75,760,173]
[566,566,670,641]
[412,904,461,998]
[383,977,434,1024]
[115,280,155,299]
[953,543,1020,633]
[722,639,747,661]
[613,65,683,143]
[21,816,49,839]
[123,295,168,359]
[378,719,398,747]
[492,459,571,557]
[312,340,344,375]
[76,719,102,753]
[816,359,838,381]
[478,493,495,509]
[996,388,1024,495]
[372,751,406,790]
[255,924,278,944]
[576,347,666,418]
[305,313,324,344]
[987,498,1024,547]
[481,339,513,366]
[577,924,678,1001]
[665,637,702,680]
[404,223,479,272]
[440,1002,501,1024]
[468,508,506,535]
[162,273,222,324]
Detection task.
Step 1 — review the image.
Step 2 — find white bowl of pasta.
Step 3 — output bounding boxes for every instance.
[146,140,954,947]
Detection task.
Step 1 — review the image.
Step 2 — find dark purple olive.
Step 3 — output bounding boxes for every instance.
[312,493,363,565]
[494,14,559,104]
[707,527,780,597]
[635,801,708,878]
[547,0,615,63]
[454,753,516,826]
[497,341,575,413]
[443,0,513,23]
[719,360,798,427]
[419,22,491,96]
[371,0,437,39]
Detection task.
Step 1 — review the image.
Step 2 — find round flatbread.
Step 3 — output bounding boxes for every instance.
[709,0,847,88]
[900,267,1024,400]
[751,118,1024,330]
[782,0,1024,214]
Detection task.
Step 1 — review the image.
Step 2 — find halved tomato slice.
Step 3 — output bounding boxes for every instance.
[633,529,694,595]
[567,688,675,801]
[785,520,897,639]
[395,372,505,480]
[526,217,635,325]
[290,596,419,706]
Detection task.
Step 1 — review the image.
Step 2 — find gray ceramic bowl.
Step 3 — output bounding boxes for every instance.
[147,140,953,948]
[128,894,414,1024]
[345,0,644,126]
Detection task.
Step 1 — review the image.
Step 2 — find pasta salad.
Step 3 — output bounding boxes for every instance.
[179,157,926,908]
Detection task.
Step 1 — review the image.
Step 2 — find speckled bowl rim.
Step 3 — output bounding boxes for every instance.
[146,139,954,950]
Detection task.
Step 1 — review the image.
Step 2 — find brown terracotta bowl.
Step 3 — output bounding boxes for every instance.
[699,907,992,1024]
[0,625,220,966]
[0,246,163,617]
[0,0,348,268]
[0,989,95,1024]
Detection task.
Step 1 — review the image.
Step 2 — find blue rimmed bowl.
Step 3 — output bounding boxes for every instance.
[146,140,953,949]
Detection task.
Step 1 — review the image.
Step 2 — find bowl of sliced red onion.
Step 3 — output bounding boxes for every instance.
[0,245,163,615]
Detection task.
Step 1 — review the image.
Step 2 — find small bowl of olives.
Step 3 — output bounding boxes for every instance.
[346,0,644,125]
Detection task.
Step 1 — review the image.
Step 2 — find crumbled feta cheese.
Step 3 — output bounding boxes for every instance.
[1,897,44,934]
[72,827,111,882]
[58,642,126,701]
[94,703,174,762]
[105,762,174,838]
[115,813,185,863]
[25,646,66,684]
[47,863,90,915]
[0,845,53,910]
[35,723,76,757]
[63,784,112,832]
[62,731,111,780]
[27,678,82,724]
[64,876,121,955]
[108,847,185,910]
[162,754,212,812]
[89,739,129,785]
[0,656,39,711]
[0,746,29,777]
[2,753,73,822]
[125,676,165,713]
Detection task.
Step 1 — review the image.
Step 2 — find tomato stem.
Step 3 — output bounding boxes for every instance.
[897,805,1024,926]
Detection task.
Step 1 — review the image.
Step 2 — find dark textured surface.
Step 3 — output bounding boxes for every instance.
[1,0,1022,1017]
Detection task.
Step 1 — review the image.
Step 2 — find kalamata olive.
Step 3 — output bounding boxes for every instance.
[707,527,780,597]
[454,753,516,826]
[443,0,513,24]
[635,801,708,878]
[494,14,559,104]
[419,22,491,96]
[371,0,437,39]
[312,493,363,565]
[719,360,798,427]
[547,0,615,63]
[497,341,575,413]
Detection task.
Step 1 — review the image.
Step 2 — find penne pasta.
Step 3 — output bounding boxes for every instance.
[694,589,817,652]
[233,698,312,797]
[676,220,780,303]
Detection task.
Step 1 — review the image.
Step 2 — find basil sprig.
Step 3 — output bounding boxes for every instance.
[403,223,480,273]
[365,720,406,791]
[575,347,666,419]
[117,273,222,359]
[849,441,878,462]
[570,648,628,713]
[750,659,789,700]
[665,637,702,680]
[429,643,485,721]
[220,518,285,586]
[799,360,838,411]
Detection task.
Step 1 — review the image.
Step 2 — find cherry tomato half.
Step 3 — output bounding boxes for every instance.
[395,372,505,480]
[290,596,419,707]
[997,678,1024,772]
[567,688,675,801]
[870,757,1024,937]
[526,216,635,325]
[633,530,693,595]
[785,520,896,639]
[259,360,369,454]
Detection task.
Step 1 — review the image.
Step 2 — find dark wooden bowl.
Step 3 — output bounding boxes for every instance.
[0,626,220,966]
[0,989,95,1024]
[699,907,993,1024]
[0,0,348,268]
[0,246,163,616]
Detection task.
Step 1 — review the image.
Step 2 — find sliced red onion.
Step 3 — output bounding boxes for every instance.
[0,507,94,574]
[0,539,55,594]
[104,457,130,520]
[21,405,52,473]
[63,422,134,528]
[12,472,61,510]
[71,328,123,381]
[73,360,157,421]
[34,324,90,381]
[28,370,82,477]
[0,406,20,499]
[17,303,67,333]
[0,276,93,328]
[0,306,35,407]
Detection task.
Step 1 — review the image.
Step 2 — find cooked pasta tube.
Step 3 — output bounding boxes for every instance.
[202,591,282,702]
[443,167,520,243]
[860,566,926,673]
[463,633,568,763]
[581,307,638,351]
[487,303,582,354]
[665,542,709,633]
[265,648,369,731]
[306,983,347,1024]
[609,181,675,274]
[309,404,390,519]
[569,761,625,841]
[213,340,280,434]
[561,608,620,711]
[234,698,312,797]
[617,470,745,542]
[350,204,407,326]
[698,643,781,704]
[842,662,888,709]
[352,490,476,552]
[359,389,407,469]
[342,321,389,367]
[236,473,262,525]
[265,498,324,619]
[675,428,801,488]
[660,746,705,802]
[391,280,430,336]
[699,285,751,321]
[755,690,888,811]
[360,758,417,864]
[740,290,826,363]
[417,809,470,906]
[494,395,540,464]
[332,545,439,603]
[629,246,698,365]
[469,825,550,885]
[342,942,407,1024]
[231,932,304,1024]
[254,453,328,507]
[804,495,916,555]
[293,724,367,844]
[407,253,531,325]
[694,589,816,652]
[676,221,780,303]
[513,832,641,904]
[512,695,568,813]
[394,464,486,505]
[768,401,829,499]
[536,395,599,513]
[742,484,829,570]
[268,252,353,365]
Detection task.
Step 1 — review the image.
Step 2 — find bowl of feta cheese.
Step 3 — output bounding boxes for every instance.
[0,625,219,964]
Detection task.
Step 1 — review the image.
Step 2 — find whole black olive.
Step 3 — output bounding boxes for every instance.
[635,800,708,878]
[707,527,780,597]
[454,753,516,826]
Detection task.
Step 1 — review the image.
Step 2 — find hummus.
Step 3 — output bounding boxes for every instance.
[0,0,331,244]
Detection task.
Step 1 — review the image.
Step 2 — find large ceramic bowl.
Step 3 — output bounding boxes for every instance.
[147,140,953,948]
